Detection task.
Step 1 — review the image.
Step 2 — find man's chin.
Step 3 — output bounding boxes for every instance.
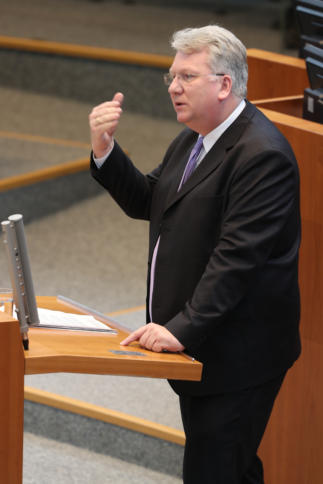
[176,112,190,124]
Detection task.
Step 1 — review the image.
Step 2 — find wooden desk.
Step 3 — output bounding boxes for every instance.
[254,102,323,484]
[247,49,308,100]
[219,48,323,483]
[0,297,202,484]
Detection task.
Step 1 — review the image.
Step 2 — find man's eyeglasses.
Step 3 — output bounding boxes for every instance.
[163,72,225,86]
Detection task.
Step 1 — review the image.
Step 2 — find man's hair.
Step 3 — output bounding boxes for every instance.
[171,25,248,99]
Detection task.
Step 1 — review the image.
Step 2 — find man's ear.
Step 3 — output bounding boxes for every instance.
[218,75,232,101]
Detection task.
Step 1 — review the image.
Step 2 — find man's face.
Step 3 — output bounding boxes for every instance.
[168,49,223,135]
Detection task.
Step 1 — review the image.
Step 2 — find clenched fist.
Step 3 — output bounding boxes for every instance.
[89,92,124,159]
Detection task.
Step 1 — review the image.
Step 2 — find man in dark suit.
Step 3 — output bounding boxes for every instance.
[89,25,301,484]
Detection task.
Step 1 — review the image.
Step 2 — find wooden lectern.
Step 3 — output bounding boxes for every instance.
[0,297,202,484]
[255,104,323,484]
[248,50,323,484]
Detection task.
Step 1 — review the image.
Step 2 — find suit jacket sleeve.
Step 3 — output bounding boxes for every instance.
[90,136,181,220]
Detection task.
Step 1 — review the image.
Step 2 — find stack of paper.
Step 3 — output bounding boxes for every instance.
[33,308,116,333]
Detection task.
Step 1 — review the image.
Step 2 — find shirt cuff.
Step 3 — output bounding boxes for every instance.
[93,140,114,168]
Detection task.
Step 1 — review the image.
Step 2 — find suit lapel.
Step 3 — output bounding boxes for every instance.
[164,101,255,213]
[163,136,198,207]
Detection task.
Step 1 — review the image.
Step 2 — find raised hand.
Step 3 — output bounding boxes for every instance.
[89,92,124,159]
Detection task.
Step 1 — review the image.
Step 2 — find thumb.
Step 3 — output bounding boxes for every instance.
[113,92,124,106]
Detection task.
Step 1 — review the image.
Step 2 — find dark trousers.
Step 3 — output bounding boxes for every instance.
[179,372,286,484]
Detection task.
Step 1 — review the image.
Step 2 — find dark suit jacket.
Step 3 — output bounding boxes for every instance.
[91,101,301,396]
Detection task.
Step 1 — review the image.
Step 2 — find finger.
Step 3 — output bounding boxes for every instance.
[91,104,120,118]
[91,103,122,118]
[137,323,158,349]
[89,108,121,127]
[92,115,120,132]
[139,332,156,351]
[151,341,164,353]
[119,332,139,346]
[120,326,146,346]
[91,93,124,112]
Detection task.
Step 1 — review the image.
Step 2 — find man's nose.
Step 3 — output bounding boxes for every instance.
[168,76,183,94]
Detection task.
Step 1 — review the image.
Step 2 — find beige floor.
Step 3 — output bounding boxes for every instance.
[1,0,296,56]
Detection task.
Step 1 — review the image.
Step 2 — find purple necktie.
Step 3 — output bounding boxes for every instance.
[178,136,204,191]
[149,136,204,320]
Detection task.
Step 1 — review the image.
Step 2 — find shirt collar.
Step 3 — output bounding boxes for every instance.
[202,99,246,154]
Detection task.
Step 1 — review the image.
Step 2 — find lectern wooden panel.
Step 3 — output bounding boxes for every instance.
[0,313,24,484]
[0,297,202,484]
[24,296,202,380]
[247,49,308,100]
[255,105,323,484]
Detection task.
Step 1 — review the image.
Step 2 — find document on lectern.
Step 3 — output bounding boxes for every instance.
[34,307,117,333]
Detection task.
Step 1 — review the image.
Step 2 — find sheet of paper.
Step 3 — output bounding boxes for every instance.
[36,307,114,332]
